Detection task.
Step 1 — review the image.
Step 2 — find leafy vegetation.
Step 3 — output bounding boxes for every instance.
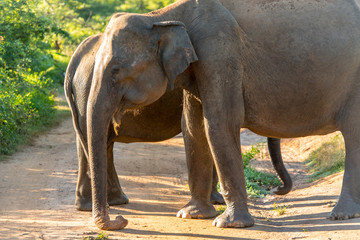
[305,134,345,182]
[82,232,109,240]
[272,202,288,216]
[0,0,61,157]
[41,0,176,51]
[217,145,281,198]
[216,205,226,215]
[245,146,282,198]
[242,145,281,198]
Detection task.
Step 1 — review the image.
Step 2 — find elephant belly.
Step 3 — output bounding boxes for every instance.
[243,109,339,139]
[241,66,360,138]
[241,57,360,138]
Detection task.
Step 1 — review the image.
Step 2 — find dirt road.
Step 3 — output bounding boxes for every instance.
[0,116,359,239]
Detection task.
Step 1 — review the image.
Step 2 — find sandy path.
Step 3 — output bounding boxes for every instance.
[0,117,359,240]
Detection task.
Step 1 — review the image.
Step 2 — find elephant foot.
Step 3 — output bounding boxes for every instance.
[177,198,217,219]
[108,191,129,206]
[212,206,254,228]
[76,196,92,211]
[210,191,225,205]
[329,194,360,220]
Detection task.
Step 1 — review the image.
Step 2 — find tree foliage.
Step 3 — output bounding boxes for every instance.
[0,0,63,155]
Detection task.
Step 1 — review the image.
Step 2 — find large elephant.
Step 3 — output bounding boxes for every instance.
[65,33,292,212]
[66,0,360,230]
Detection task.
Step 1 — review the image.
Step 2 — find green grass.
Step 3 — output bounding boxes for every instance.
[82,232,109,240]
[242,145,281,198]
[272,202,288,216]
[305,134,345,182]
[245,167,281,198]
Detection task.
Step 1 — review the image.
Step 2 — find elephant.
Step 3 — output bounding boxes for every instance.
[64,33,292,212]
[65,0,360,230]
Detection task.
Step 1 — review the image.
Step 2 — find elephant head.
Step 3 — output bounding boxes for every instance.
[86,13,198,230]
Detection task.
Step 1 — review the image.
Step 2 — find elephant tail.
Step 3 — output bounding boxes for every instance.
[64,67,89,160]
[267,137,293,195]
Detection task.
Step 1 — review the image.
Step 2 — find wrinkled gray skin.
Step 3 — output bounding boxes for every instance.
[65,0,360,230]
[65,31,292,211]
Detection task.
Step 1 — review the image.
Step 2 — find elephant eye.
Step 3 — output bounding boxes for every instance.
[111,65,121,74]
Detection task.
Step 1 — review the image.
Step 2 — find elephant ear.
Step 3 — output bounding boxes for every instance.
[153,21,198,89]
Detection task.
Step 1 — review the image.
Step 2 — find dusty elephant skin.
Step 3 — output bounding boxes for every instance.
[65,0,360,230]
[64,34,291,210]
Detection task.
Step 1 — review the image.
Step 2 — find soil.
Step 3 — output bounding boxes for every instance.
[0,110,359,239]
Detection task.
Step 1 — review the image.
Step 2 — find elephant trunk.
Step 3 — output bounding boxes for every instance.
[87,82,128,230]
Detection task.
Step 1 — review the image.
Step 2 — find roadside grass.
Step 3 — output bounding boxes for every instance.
[305,134,345,182]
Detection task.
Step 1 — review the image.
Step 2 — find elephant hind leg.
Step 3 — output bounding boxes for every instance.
[210,165,225,205]
[107,142,129,205]
[176,90,217,219]
[75,136,92,211]
[331,92,360,220]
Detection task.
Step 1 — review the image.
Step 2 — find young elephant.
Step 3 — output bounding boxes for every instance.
[65,34,292,212]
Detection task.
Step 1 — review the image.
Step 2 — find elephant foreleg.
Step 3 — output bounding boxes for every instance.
[176,90,217,219]
[193,37,254,227]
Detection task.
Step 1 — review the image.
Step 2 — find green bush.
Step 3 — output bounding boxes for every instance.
[0,70,55,155]
[119,0,176,13]
[0,0,63,156]
[40,0,177,52]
